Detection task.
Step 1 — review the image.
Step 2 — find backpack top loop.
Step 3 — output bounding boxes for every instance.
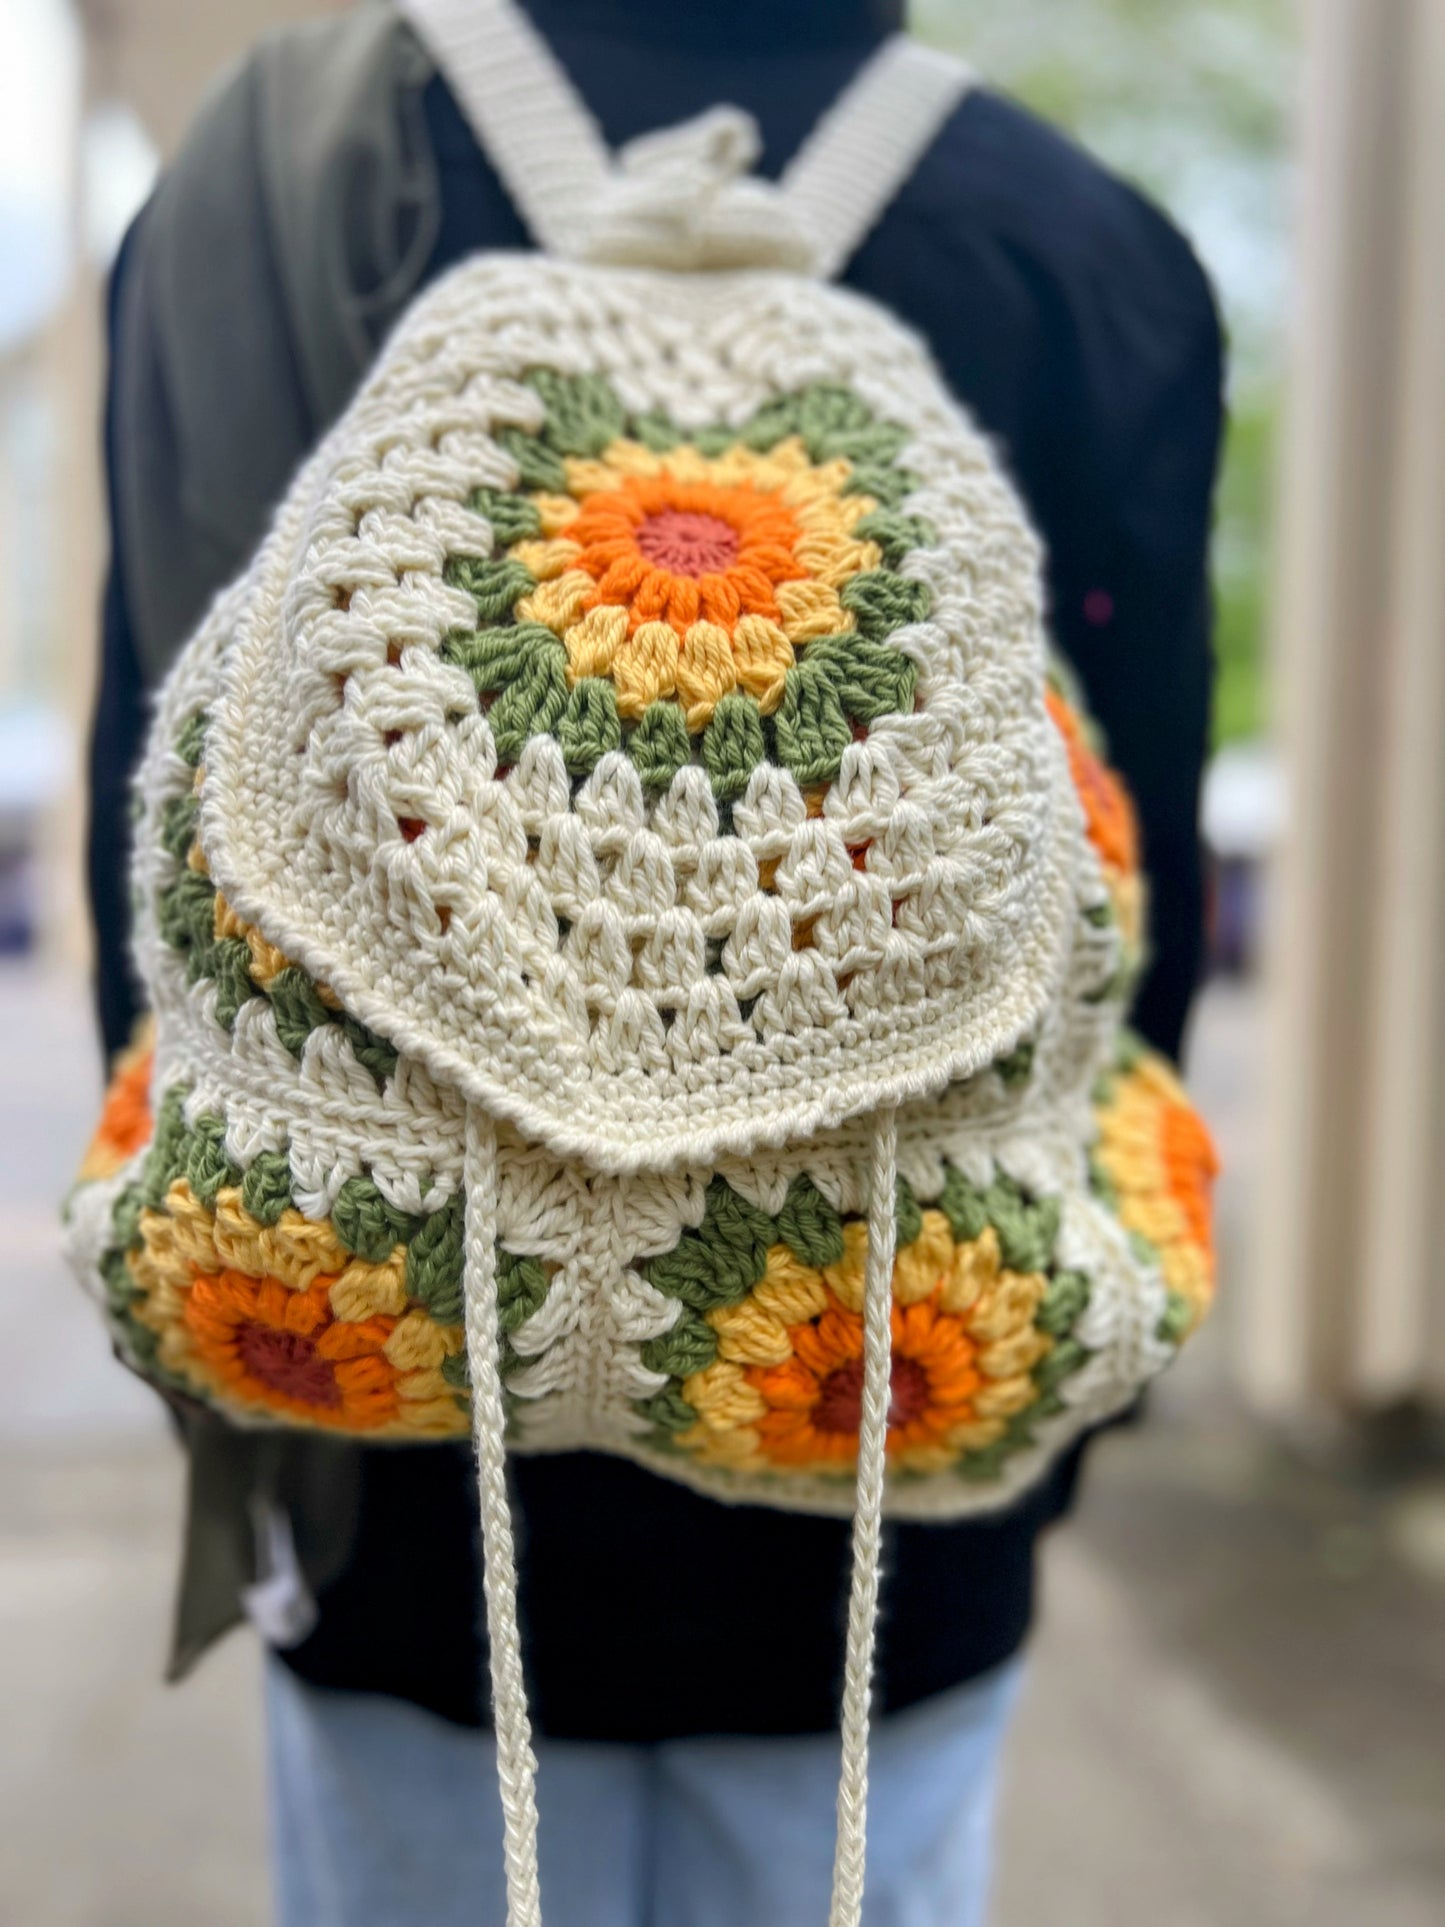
[578,107,817,274]
[396,0,973,278]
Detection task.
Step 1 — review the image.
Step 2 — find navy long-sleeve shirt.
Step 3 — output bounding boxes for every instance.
[90,0,1222,1737]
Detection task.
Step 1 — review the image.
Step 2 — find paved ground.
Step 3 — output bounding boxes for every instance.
[2,963,1443,1925]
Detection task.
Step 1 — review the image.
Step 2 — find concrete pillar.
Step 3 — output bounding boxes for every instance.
[1248,0,1445,1413]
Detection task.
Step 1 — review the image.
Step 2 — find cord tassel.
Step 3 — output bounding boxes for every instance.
[828,1103,899,1927]
[462,1105,544,1927]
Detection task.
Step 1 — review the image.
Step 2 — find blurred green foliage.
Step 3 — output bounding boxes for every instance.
[1212,395,1273,743]
[915,0,1296,745]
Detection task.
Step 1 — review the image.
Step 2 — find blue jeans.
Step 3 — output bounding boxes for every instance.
[265,1653,1022,1927]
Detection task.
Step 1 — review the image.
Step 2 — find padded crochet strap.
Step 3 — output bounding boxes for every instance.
[781,39,975,281]
[396,0,972,275]
[396,0,613,258]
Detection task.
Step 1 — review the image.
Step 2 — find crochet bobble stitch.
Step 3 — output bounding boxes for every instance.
[66,260,1217,1516]
[189,261,1084,1172]
[81,1029,1214,1470]
[79,637,1212,1477]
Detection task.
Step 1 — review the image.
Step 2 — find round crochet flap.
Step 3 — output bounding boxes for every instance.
[200,260,1076,1172]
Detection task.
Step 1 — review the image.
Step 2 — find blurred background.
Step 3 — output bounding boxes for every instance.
[2,1,1443,1922]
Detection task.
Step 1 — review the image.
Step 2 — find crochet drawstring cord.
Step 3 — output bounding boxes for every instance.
[460,1099,899,1927]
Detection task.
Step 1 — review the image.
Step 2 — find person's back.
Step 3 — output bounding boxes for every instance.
[89,2,1222,1918]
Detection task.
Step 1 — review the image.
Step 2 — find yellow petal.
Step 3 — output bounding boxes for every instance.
[971,1375,1041,1419]
[154,1181,221,1276]
[559,457,622,498]
[730,616,795,713]
[940,1226,1002,1315]
[564,604,629,682]
[1160,1246,1212,1322]
[509,537,583,582]
[516,570,595,635]
[893,1209,956,1304]
[708,1299,794,1368]
[587,438,665,479]
[774,580,849,643]
[676,1421,764,1468]
[613,621,681,717]
[129,1229,190,1306]
[383,1310,451,1372]
[329,1254,409,1322]
[531,493,581,536]
[650,445,712,486]
[397,1397,470,1436]
[977,1329,1052,1378]
[822,1219,870,1313]
[780,456,853,507]
[968,1268,1048,1343]
[751,1245,830,1325]
[945,1417,1008,1452]
[395,1367,452,1401]
[760,435,812,474]
[676,620,737,729]
[681,1359,769,1428]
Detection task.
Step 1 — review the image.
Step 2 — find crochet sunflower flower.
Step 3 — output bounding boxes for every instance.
[441,374,930,801]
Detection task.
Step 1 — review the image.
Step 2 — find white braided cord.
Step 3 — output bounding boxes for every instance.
[462,1103,544,1927]
[828,1104,899,1927]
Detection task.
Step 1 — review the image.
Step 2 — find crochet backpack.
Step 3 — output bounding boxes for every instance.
[67,4,1218,1921]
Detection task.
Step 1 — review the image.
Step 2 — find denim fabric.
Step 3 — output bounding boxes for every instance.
[265,1653,1024,1927]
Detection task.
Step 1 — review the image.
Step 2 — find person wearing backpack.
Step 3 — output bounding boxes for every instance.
[77,3,1223,1923]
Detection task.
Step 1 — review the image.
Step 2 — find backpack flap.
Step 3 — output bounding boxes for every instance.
[198,258,1079,1175]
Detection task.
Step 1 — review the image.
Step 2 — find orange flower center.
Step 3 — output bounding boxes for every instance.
[634,508,740,577]
[812,1353,933,1436]
[567,473,808,634]
[236,1321,341,1409]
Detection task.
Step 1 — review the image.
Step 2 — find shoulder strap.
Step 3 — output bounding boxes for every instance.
[395,0,612,259]
[780,37,975,280]
[396,0,973,278]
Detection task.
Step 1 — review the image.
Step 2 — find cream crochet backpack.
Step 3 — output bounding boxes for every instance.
[68,3,1218,1920]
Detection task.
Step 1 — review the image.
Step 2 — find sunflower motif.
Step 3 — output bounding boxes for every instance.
[83,1079,567,1438]
[676,1216,1053,1475]
[120,1173,470,1435]
[1046,680,1143,952]
[1093,1042,1218,1336]
[634,1170,1092,1480]
[511,439,883,729]
[440,376,932,802]
[182,1270,412,1430]
[79,1024,155,1181]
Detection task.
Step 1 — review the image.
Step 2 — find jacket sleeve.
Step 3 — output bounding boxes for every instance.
[890,89,1225,1061]
[106,55,316,689]
[1042,200,1225,1060]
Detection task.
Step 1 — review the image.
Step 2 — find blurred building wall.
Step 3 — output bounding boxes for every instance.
[80,0,332,156]
[1250,0,1445,1415]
